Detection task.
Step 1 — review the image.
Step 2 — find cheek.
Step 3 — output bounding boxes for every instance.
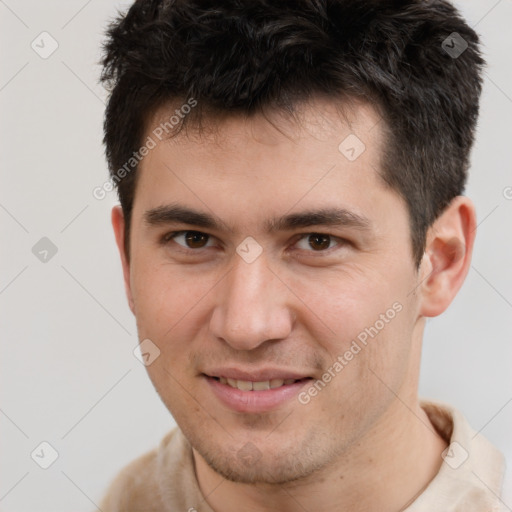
[131,262,221,370]
[306,266,415,396]
[312,306,414,444]
[293,266,403,345]
[132,261,198,327]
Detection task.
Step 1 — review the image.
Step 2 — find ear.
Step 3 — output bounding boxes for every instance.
[418,196,476,318]
[111,205,136,315]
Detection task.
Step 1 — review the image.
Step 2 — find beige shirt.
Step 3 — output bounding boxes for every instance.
[99,399,506,511]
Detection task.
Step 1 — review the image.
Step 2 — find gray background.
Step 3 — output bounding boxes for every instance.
[0,1,511,510]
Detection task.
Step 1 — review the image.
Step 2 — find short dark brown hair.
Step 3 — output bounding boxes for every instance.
[100,0,485,267]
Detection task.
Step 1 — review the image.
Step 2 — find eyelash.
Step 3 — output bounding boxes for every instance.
[160,230,348,256]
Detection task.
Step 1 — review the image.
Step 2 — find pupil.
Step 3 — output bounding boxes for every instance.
[309,234,330,251]
[186,231,207,248]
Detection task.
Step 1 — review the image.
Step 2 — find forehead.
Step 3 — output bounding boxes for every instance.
[132,96,403,238]
[147,95,383,152]
[138,96,386,189]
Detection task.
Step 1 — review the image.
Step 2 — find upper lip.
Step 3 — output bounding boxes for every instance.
[203,368,312,382]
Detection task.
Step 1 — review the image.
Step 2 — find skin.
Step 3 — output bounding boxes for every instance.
[112,96,476,511]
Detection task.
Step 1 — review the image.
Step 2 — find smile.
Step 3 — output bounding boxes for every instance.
[211,376,310,391]
[203,374,314,413]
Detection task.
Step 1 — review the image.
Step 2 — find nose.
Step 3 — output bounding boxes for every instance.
[209,248,295,351]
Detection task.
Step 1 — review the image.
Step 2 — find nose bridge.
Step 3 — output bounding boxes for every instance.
[211,249,292,350]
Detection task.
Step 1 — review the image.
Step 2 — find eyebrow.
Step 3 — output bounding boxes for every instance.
[144,203,371,234]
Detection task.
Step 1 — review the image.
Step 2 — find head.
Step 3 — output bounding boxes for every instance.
[101,0,483,485]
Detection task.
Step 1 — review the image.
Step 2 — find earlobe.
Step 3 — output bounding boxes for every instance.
[111,205,136,315]
[418,196,476,318]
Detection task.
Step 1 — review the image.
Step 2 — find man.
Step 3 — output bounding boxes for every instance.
[98,0,505,510]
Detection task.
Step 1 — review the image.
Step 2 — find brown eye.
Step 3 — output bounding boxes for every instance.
[295,233,342,253]
[163,230,213,250]
[183,231,209,248]
[307,234,332,251]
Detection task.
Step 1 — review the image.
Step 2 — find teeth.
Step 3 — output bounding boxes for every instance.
[220,377,297,390]
[237,380,253,391]
[253,381,270,390]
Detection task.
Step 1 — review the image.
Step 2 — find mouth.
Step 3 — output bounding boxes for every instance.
[202,372,314,413]
[207,375,312,391]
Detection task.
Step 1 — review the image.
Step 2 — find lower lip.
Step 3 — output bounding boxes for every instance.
[204,375,312,413]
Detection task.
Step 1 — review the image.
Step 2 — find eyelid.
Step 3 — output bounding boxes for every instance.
[292,233,346,253]
[161,230,348,254]
[162,230,217,249]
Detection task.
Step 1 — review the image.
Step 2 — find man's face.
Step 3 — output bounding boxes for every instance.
[120,98,426,484]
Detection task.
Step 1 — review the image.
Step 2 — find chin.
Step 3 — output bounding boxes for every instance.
[205,453,313,485]
[193,435,334,486]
